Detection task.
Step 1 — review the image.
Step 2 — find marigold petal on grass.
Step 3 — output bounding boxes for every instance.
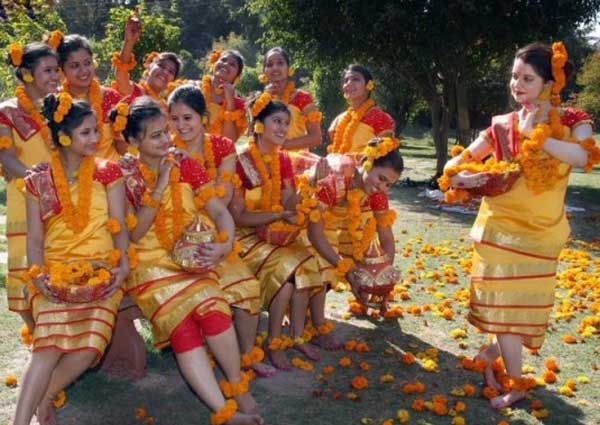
[351,375,368,390]
[4,374,17,387]
[52,390,66,408]
[397,409,410,423]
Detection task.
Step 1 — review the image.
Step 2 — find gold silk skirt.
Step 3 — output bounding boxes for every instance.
[236,227,323,310]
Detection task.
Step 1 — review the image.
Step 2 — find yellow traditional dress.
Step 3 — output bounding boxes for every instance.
[468,107,593,349]
[235,147,322,308]
[189,134,260,314]
[120,155,231,348]
[23,158,124,363]
[0,99,53,313]
[305,154,392,284]
[328,104,395,154]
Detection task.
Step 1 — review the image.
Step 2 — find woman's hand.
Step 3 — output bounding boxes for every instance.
[313,157,331,182]
[124,14,142,45]
[102,267,126,299]
[33,273,61,303]
[451,171,490,189]
[280,210,297,224]
[155,155,175,192]
[345,267,367,303]
[194,242,232,268]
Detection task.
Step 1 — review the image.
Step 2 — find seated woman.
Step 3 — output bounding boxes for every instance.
[327,65,395,155]
[306,138,403,310]
[14,94,129,425]
[229,94,327,369]
[168,84,273,377]
[1,40,60,331]
[200,50,248,142]
[259,47,322,151]
[115,96,262,424]
[112,14,182,109]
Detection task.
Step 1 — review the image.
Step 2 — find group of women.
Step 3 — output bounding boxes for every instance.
[1,15,598,425]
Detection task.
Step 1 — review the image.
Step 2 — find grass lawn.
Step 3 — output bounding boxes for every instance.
[0,133,599,425]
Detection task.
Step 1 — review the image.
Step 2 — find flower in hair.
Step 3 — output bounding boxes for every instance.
[47,30,64,50]
[366,80,375,91]
[8,43,23,67]
[250,92,272,118]
[112,102,129,133]
[53,92,73,123]
[362,137,400,171]
[143,51,160,69]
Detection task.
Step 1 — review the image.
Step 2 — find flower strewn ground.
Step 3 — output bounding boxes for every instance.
[1,135,599,424]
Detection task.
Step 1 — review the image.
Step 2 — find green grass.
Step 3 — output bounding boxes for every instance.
[0,133,599,424]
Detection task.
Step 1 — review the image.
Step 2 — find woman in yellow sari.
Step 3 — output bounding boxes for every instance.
[199,50,248,143]
[327,65,395,155]
[443,42,597,409]
[55,33,123,160]
[116,97,262,424]
[168,84,273,377]
[15,94,129,425]
[112,15,182,110]
[259,47,322,151]
[0,41,60,330]
[229,94,328,369]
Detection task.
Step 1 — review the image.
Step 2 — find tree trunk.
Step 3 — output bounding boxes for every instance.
[428,96,451,177]
[456,76,471,147]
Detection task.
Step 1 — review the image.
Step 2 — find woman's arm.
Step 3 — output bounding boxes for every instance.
[543,123,593,168]
[0,127,27,179]
[220,85,240,142]
[195,197,234,268]
[445,135,495,188]
[114,16,141,96]
[25,195,44,267]
[376,220,395,262]
[107,180,130,286]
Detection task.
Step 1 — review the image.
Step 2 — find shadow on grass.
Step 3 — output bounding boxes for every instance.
[52,316,587,425]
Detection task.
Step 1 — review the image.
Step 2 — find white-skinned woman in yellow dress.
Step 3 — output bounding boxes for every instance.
[442,42,598,409]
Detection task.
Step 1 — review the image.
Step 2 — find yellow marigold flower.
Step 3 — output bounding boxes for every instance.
[396,409,410,423]
[450,328,467,339]
[452,417,465,425]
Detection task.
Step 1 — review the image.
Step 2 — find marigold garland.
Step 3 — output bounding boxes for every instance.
[267,335,294,350]
[106,218,121,234]
[362,137,401,171]
[50,151,94,232]
[328,98,375,153]
[250,92,272,118]
[376,210,397,227]
[153,166,183,250]
[209,399,237,425]
[551,42,568,107]
[111,51,136,72]
[201,75,225,134]
[63,79,103,144]
[336,258,354,276]
[112,102,129,135]
[241,346,265,367]
[125,213,138,231]
[0,136,13,150]
[275,81,295,104]
[139,80,166,109]
[127,245,138,269]
[248,140,281,212]
[306,110,322,124]
[219,371,250,398]
[345,188,378,261]
[15,85,52,149]
[47,260,111,289]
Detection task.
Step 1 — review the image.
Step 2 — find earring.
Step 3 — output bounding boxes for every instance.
[258,73,268,84]
[253,122,264,134]
[366,80,375,91]
[22,70,34,83]
[233,76,240,86]
[127,145,139,156]
[287,68,295,77]
[537,86,551,101]
[58,133,71,146]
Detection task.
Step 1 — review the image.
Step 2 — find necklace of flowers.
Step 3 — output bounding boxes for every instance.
[14,85,53,150]
[247,139,281,212]
[201,74,225,135]
[50,150,94,232]
[328,98,375,153]
[138,159,184,250]
[63,79,104,143]
[173,133,218,181]
[139,80,167,109]
[346,186,377,262]
[274,81,295,105]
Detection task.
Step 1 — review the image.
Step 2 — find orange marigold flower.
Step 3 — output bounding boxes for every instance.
[4,374,17,387]
[561,334,577,344]
[411,398,426,411]
[106,217,121,234]
[463,384,476,397]
[545,357,560,372]
[482,386,499,400]
[531,399,543,410]
[543,369,557,384]
[351,375,368,390]
[339,356,352,367]
[125,213,138,231]
[359,361,370,371]
[454,401,466,413]
[322,365,335,375]
[52,390,66,408]
[402,352,416,365]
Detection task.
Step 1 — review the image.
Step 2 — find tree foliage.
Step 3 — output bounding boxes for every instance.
[576,51,600,126]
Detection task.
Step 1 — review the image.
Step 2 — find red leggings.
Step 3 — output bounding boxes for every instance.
[170,311,232,354]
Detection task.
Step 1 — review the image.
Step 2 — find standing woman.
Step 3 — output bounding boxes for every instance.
[200,50,248,143]
[0,41,60,330]
[14,94,129,425]
[116,97,263,424]
[229,93,324,370]
[168,84,274,377]
[442,42,599,409]
[112,15,182,108]
[327,65,395,155]
[260,47,322,151]
[55,33,123,160]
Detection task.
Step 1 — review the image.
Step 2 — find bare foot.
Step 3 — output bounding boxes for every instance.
[311,333,343,351]
[266,347,291,371]
[474,352,502,391]
[251,361,277,378]
[36,397,57,425]
[293,342,321,361]
[490,390,526,410]
[235,392,258,414]
[226,412,264,425]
